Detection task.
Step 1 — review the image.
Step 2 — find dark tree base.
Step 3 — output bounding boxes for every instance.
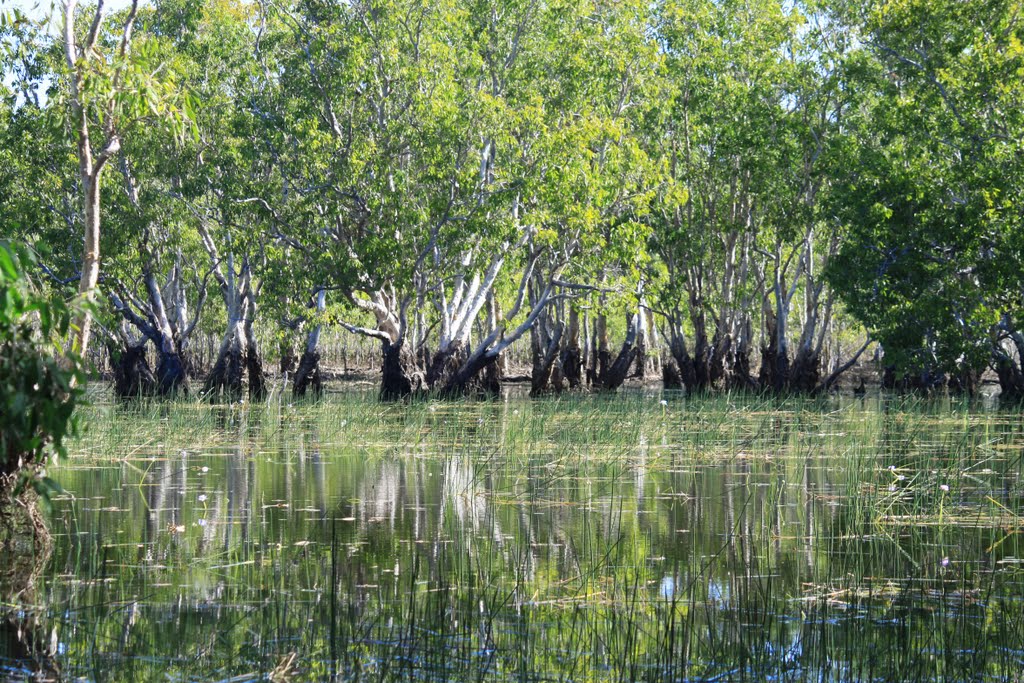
[110,343,157,398]
[600,344,638,391]
[280,349,297,377]
[727,350,756,391]
[381,342,419,401]
[205,347,246,399]
[662,361,683,390]
[996,357,1024,401]
[789,351,821,394]
[247,350,267,400]
[157,352,190,396]
[293,350,323,398]
[561,348,583,389]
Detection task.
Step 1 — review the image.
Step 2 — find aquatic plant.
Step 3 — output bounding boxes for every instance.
[1,390,1015,681]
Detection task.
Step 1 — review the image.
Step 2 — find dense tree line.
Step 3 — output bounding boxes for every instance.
[1,0,1021,400]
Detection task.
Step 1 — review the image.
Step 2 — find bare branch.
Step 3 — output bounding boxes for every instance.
[84,0,104,56]
[553,280,617,294]
[63,0,79,72]
[815,338,873,394]
[334,318,393,343]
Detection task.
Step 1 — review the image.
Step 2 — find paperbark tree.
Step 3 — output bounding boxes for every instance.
[61,0,139,356]
[199,221,266,400]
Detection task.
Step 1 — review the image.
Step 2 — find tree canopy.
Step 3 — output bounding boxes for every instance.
[2,0,1021,399]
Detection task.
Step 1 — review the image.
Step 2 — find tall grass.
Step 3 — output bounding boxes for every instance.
[2,390,1022,681]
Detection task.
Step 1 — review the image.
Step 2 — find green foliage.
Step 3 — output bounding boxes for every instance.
[827,0,1024,378]
[3,0,1022,393]
[0,241,83,501]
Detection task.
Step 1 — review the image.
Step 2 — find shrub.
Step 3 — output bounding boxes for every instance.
[0,241,83,506]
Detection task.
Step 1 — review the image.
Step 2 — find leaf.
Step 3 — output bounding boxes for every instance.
[0,246,17,279]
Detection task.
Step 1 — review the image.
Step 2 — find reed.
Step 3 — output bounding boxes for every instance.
[2,389,1021,681]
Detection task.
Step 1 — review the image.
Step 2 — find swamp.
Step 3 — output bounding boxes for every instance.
[3,387,1023,681]
[3,0,1024,680]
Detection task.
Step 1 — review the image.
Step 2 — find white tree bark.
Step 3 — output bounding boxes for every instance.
[64,0,138,358]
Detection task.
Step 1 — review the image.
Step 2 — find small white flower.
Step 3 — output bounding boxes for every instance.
[941,557,950,567]
[939,484,950,492]
[197,518,207,527]
[896,475,906,481]
[888,465,897,471]
[660,400,668,407]
[201,466,209,473]
[198,494,208,503]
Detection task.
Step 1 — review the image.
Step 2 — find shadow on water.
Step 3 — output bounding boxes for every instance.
[5,388,1024,681]
[1,495,59,682]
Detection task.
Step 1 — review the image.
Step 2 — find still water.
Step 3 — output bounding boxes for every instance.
[3,389,1024,681]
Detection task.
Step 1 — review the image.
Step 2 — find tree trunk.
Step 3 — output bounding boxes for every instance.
[600,314,640,391]
[243,307,265,400]
[527,279,563,396]
[293,349,322,398]
[294,290,326,399]
[430,327,517,396]
[109,341,156,398]
[70,174,101,357]
[663,327,696,392]
[633,305,648,379]
[145,270,191,396]
[483,293,505,395]
[662,334,687,391]
[245,336,266,400]
[662,358,683,389]
[442,348,501,397]
[380,340,419,401]
[948,363,980,396]
[995,354,1024,400]
[596,311,611,380]
[426,342,469,394]
[728,317,756,390]
[646,310,661,376]
[206,322,247,398]
[530,319,563,396]
[709,332,731,385]
[881,363,897,390]
[280,341,297,377]
[582,309,592,383]
[759,307,790,392]
[561,306,583,390]
[688,285,714,390]
[480,352,503,396]
[789,346,821,393]
[729,346,755,391]
[994,322,1024,401]
[156,351,189,395]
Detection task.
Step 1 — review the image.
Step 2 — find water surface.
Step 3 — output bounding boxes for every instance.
[3,389,1023,681]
